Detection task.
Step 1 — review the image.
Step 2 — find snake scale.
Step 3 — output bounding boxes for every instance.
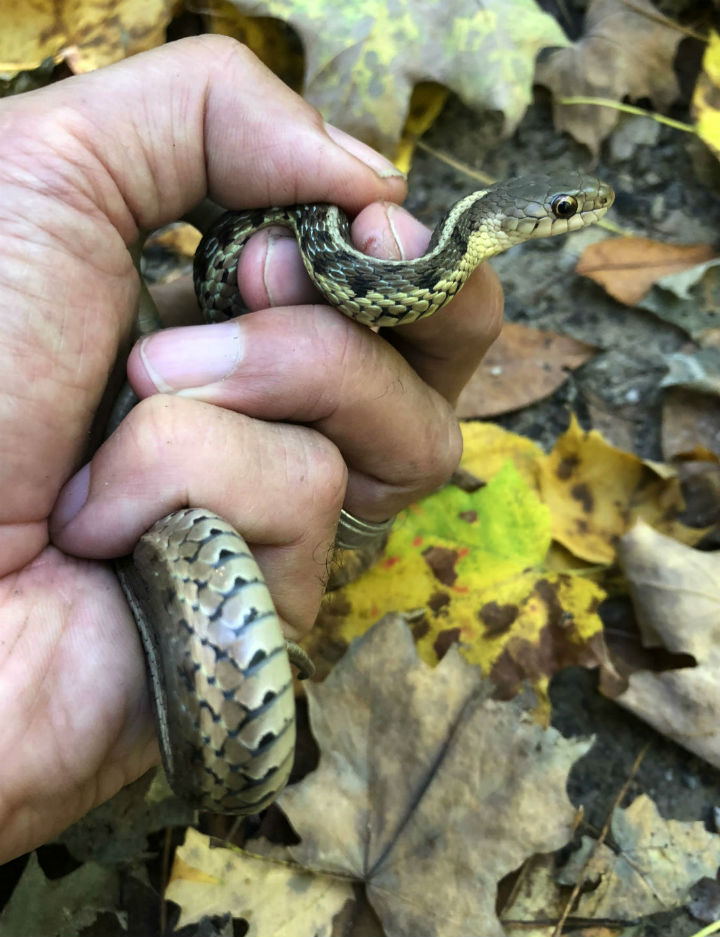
[118,172,614,814]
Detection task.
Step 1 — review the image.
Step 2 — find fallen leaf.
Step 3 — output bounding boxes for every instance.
[0,853,120,937]
[536,0,682,154]
[281,616,593,937]
[0,0,180,73]
[166,619,592,935]
[557,795,720,919]
[166,827,353,935]
[661,348,720,398]
[693,29,720,161]
[605,521,720,769]
[459,421,544,493]
[538,415,692,565]
[312,458,607,708]
[576,237,718,307]
[222,0,568,156]
[455,322,596,418]
[637,258,720,340]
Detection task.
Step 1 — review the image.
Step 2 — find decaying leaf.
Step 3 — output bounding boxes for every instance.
[538,415,693,565]
[0,0,180,73]
[221,0,568,156]
[637,258,720,340]
[693,30,720,162]
[536,0,682,154]
[576,237,718,307]
[455,322,596,419]
[167,618,592,936]
[313,450,607,707]
[0,852,120,937]
[557,795,720,919]
[604,521,720,770]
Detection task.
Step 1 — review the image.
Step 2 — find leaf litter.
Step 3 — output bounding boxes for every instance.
[167,615,592,937]
[1,2,720,935]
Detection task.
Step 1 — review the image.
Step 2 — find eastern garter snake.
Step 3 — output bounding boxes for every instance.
[118,171,614,814]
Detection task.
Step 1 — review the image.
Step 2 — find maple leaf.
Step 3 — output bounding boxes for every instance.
[225,0,568,155]
[536,0,682,154]
[167,616,592,936]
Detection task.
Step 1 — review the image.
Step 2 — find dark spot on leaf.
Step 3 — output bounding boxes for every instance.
[478,601,519,636]
[535,578,570,629]
[428,591,451,615]
[433,628,461,660]
[557,455,579,480]
[458,510,478,524]
[422,546,460,586]
[571,482,593,513]
[410,614,430,641]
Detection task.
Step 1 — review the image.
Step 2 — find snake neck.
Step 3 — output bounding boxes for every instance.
[294,200,498,326]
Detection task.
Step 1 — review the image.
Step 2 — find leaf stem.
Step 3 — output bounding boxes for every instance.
[559,97,695,134]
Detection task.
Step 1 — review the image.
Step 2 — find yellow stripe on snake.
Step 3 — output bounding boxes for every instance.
[117,172,614,814]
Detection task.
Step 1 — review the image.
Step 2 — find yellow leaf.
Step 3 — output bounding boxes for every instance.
[166,828,352,934]
[313,447,607,708]
[0,0,179,73]
[693,30,720,160]
[458,420,544,492]
[538,414,692,564]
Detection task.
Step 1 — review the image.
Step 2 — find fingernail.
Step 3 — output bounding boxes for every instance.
[138,321,245,392]
[324,123,406,180]
[53,463,90,528]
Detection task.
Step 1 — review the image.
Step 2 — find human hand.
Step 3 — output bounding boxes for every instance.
[0,36,502,862]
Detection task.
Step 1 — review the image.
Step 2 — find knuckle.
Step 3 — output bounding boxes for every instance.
[414,401,463,493]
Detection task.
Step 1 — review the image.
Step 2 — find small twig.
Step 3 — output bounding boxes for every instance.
[415,140,495,185]
[559,97,695,134]
[551,742,650,937]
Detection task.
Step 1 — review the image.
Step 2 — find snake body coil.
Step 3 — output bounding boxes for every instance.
[122,172,614,813]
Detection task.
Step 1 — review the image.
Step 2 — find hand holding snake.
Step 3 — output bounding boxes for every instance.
[0,38,506,861]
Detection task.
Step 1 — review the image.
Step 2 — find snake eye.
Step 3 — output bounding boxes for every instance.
[551,195,578,219]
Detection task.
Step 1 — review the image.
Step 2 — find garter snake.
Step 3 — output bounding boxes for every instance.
[118,171,614,814]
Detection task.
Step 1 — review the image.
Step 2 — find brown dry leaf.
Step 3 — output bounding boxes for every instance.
[536,0,682,154]
[279,616,592,937]
[455,323,596,419]
[557,795,720,919]
[538,415,694,565]
[222,0,567,157]
[503,796,720,929]
[576,237,718,307]
[0,0,179,73]
[604,521,720,769]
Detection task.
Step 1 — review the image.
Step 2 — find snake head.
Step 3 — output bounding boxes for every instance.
[488,171,615,246]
